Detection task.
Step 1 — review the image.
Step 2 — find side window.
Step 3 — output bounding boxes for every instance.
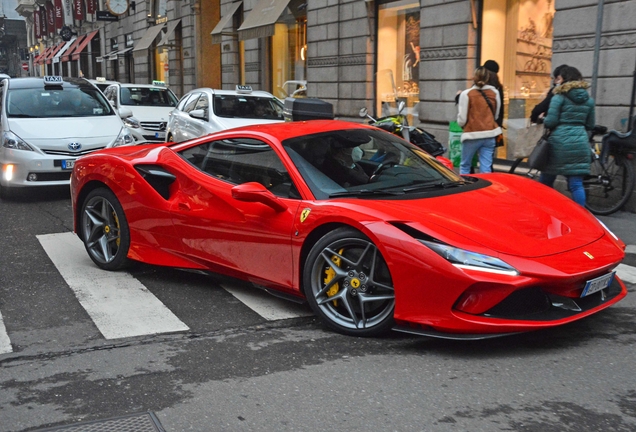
[177,93,194,111]
[183,93,200,114]
[179,138,299,199]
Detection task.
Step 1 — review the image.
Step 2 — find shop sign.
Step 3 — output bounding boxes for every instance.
[96,10,119,21]
[54,0,64,30]
[34,8,41,38]
[73,0,84,20]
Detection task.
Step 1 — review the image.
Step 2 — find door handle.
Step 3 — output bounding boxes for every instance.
[178,202,191,211]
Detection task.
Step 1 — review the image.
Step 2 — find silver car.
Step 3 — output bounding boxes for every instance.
[0,76,135,199]
[166,86,284,143]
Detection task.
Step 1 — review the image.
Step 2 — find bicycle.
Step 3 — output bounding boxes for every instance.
[509,124,636,215]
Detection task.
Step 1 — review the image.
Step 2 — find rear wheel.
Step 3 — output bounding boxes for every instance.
[303,228,395,336]
[80,188,131,270]
[585,154,635,215]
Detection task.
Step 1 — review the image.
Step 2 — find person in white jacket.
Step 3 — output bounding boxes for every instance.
[456,67,502,174]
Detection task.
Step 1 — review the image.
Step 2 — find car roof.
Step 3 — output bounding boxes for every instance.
[7,77,95,91]
[118,83,173,90]
[186,87,277,98]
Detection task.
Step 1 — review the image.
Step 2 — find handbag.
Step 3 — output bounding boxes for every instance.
[527,130,551,170]
[478,89,504,147]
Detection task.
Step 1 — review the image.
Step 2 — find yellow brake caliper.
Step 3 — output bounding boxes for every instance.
[324,249,344,306]
[112,211,120,247]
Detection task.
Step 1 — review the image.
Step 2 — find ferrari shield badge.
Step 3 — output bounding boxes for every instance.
[300,208,311,223]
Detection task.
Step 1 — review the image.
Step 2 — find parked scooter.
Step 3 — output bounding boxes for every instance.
[359,102,454,170]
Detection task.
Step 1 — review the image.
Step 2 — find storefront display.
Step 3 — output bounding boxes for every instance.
[376,1,420,122]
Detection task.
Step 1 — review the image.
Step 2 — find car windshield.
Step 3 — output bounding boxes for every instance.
[213,95,284,120]
[283,128,466,200]
[120,87,178,107]
[6,87,115,118]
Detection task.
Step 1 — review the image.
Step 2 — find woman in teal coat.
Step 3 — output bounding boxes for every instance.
[540,66,595,206]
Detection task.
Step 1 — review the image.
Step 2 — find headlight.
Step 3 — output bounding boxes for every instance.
[112,127,135,147]
[3,131,34,151]
[419,240,518,275]
[123,116,141,129]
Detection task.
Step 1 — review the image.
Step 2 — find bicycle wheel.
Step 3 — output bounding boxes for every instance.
[584,154,635,215]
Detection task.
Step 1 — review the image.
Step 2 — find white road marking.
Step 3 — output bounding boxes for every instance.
[626,245,636,255]
[220,283,313,321]
[37,232,189,339]
[616,263,636,285]
[0,312,12,355]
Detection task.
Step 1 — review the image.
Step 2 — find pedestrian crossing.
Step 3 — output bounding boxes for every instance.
[1,233,635,356]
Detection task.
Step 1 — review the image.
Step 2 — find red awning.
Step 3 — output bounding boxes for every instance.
[61,34,85,62]
[71,29,99,61]
[35,46,52,65]
[45,42,65,65]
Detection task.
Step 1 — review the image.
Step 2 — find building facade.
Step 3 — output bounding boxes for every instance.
[16,0,221,98]
[213,0,636,210]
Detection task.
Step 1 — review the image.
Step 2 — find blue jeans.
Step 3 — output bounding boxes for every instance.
[460,137,496,175]
[539,173,586,207]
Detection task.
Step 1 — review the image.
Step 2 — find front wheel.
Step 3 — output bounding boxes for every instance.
[80,188,131,270]
[585,154,635,215]
[303,228,395,336]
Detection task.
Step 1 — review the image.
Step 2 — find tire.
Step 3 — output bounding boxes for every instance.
[585,154,635,216]
[303,227,395,336]
[80,188,131,270]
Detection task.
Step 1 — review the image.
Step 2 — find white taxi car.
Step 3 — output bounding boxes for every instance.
[0,76,135,199]
[103,81,179,142]
[166,85,284,143]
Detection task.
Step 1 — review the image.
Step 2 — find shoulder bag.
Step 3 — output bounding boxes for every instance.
[478,89,504,147]
[527,129,551,170]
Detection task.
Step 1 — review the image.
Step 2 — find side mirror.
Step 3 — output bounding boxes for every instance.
[118,107,133,119]
[189,109,207,121]
[359,107,368,118]
[231,182,287,212]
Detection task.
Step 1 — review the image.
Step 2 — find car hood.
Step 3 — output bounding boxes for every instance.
[9,116,123,143]
[355,176,605,258]
[122,105,174,122]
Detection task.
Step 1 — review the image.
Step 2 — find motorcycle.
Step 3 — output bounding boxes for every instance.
[359,102,454,170]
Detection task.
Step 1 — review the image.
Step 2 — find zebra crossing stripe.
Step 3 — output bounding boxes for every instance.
[0,311,12,355]
[37,232,190,339]
[617,263,636,285]
[220,283,313,321]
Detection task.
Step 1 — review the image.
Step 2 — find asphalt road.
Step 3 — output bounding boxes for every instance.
[0,187,635,432]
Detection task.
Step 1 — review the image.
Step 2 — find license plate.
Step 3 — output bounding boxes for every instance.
[581,271,615,297]
[61,159,75,170]
[155,132,166,139]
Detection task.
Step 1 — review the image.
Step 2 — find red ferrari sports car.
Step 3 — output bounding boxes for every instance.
[71,120,627,338]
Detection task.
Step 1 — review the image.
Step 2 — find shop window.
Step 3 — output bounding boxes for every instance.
[481,0,555,119]
[376,1,420,123]
[270,8,307,99]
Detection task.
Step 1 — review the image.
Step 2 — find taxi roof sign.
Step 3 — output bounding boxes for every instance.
[152,80,166,87]
[236,85,253,94]
[43,76,63,85]
[96,77,106,82]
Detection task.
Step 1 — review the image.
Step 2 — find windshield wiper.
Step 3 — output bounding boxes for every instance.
[402,180,465,193]
[329,189,405,198]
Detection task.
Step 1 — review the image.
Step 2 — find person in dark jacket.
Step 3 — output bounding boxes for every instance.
[540,66,595,206]
[530,64,568,124]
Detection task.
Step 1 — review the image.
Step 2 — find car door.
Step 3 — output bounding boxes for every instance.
[187,92,210,139]
[165,137,302,289]
[168,92,194,142]
[179,92,202,142]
